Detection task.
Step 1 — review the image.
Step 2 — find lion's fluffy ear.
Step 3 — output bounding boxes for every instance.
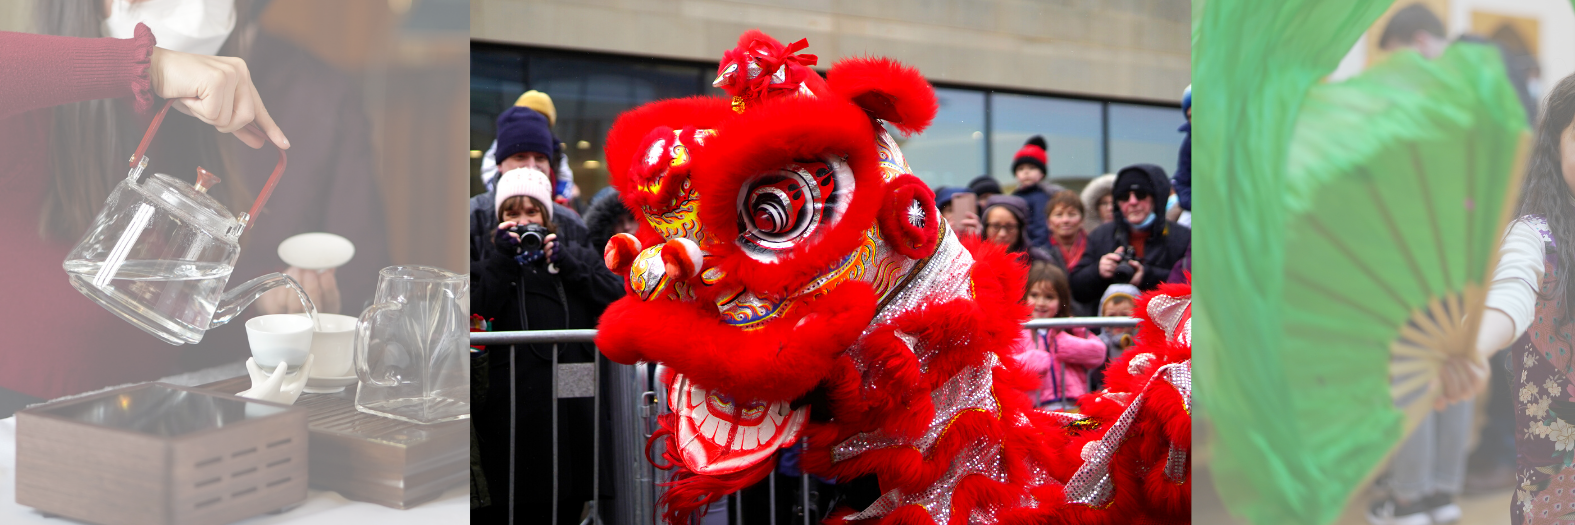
[603,96,734,197]
[825,57,938,136]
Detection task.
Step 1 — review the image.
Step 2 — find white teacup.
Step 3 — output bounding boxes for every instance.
[246,314,315,369]
[309,313,357,378]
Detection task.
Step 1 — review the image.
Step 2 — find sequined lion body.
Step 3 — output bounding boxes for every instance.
[594,30,1191,525]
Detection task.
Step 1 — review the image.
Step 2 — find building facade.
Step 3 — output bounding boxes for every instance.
[471,0,1192,197]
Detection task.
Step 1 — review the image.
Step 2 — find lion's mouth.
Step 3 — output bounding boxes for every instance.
[669,371,809,475]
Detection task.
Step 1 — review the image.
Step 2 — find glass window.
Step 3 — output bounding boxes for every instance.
[884,87,986,190]
[989,93,1103,186]
[470,48,713,198]
[1107,102,1187,179]
[524,55,709,198]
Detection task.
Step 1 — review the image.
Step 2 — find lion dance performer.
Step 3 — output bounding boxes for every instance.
[595,30,1191,525]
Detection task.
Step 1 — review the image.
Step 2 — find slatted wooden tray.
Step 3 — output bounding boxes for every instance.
[198,376,467,509]
[15,382,308,525]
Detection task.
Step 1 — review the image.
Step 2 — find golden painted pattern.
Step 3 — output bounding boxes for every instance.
[629,245,670,301]
[642,179,717,246]
[874,128,913,183]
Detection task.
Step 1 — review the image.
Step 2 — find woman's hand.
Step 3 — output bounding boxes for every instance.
[148,47,289,150]
[256,267,342,315]
[494,221,520,248]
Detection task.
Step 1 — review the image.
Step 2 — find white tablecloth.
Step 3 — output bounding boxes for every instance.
[0,361,469,524]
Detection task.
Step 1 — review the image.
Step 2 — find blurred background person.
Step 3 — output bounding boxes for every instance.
[1081,173,1116,232]
[1007,135,1066,251]
[471,166,623,524]
[983,194,1057,268]
[1173,84,1192,228]
[969,174,1004,202]
[1069,164,1190,306]
[935,186,982,238]
[1046,190,1094,315]
[1011,262,1105,411]
[472,102,586,263]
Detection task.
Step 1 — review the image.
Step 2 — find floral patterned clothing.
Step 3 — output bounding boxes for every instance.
[1508,216,1575,525]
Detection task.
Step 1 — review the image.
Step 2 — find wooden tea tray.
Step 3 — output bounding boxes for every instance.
[197,376,467,509]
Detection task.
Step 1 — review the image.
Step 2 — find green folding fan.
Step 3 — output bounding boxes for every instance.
[1196,24,1531,525]
[1280,40,1530,510]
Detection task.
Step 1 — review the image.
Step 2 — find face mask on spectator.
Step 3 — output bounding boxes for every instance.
[103,0,237,56]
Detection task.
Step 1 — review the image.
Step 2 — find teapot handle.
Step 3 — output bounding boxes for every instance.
[355,302,402,388]
[129,99,289,233]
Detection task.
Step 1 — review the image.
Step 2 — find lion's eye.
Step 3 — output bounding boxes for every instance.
[736,156,851,256]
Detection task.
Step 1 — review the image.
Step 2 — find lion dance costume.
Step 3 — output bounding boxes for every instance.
[595,31,1191,525]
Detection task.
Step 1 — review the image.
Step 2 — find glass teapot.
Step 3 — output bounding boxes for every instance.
[63,100,310,345]
[354,266,470,424]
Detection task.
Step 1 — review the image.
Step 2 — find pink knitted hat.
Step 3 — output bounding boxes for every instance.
[495,167,554,222]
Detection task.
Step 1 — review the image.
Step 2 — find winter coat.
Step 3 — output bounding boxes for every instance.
[1080,174,1115,233]
[469,212,623,523]
[1173,121,1191,211]
[1012,327,1107,403]
[1068,165,1192,304]
[1011,180,1068,251]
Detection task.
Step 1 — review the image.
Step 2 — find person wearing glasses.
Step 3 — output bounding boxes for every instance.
[981,194,1058,268]
[1068,164,1191,305]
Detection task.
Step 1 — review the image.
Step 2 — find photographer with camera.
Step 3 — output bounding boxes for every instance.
[471,166,623,524]
[1069,164,1191,305]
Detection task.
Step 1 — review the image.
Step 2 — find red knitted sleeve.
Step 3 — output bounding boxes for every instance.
[0,23,156,120]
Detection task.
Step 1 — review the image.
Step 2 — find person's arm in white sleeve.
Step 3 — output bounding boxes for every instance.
[1479,219,1548,357]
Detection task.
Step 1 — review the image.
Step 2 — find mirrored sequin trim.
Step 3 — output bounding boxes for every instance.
[832,354,1001,462]
[1162,361,1191,412]
[1146,294,1190,344]
[843,437,1007,524]
[1065,362,1188,506]
[1165,443,1188,483]
[869,232,975,330]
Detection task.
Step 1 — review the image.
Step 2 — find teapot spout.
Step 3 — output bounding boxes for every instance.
[212,272,317,328]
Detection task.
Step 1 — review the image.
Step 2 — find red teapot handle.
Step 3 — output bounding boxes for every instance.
[130,99,289,233]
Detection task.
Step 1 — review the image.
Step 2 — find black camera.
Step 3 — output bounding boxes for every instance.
[508,223,550,256]
[1111,244,1137,283]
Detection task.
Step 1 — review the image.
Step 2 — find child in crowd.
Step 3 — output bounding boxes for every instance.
[1013,262,1107,411]
[1088,284,1140,391]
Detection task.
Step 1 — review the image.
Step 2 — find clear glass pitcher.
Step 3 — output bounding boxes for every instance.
[354,265,470,424]
[63,99,308,345]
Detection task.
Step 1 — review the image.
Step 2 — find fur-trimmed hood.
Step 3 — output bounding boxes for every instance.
[583,188,632,252]
[1081,173,1115,233]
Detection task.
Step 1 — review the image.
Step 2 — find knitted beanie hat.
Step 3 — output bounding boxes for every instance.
[1011,135,1049,174]
[495,167,555,222]
[494,106,555,167]
[515,90,557,127]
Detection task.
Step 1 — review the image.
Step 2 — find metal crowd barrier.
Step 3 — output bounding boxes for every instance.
[473,317,1138,525]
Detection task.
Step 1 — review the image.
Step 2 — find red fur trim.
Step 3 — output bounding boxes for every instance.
[689,95,886,297]
[878,175,940,259]
[595,281,878,401]
[605,233,642,276]
[661,238,702,280]
[826,57,939,136]
[606,97,734,193]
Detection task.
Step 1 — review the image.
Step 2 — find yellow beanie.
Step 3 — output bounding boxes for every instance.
[515,90,556,128]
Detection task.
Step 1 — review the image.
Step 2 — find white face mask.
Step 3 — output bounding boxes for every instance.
[102,0,237,56]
